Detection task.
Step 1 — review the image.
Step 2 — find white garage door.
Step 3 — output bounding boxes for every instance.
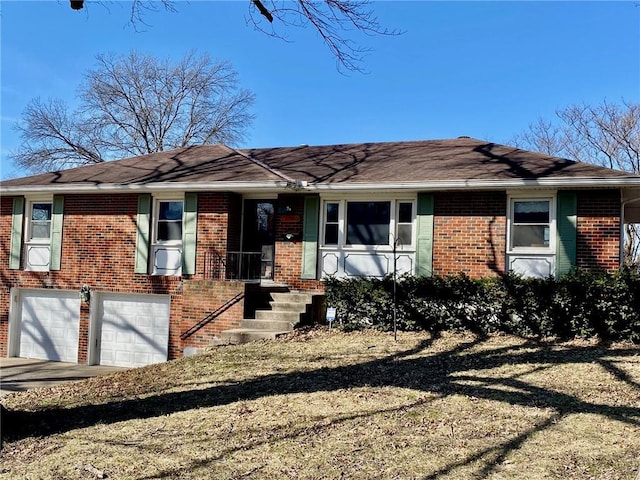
[98,294,170,368]
[18,290,80,363]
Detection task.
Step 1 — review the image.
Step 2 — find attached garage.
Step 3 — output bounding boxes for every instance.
[92,293,171,368]
[9,289,80,363]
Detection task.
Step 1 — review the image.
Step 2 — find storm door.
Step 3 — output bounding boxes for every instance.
[241,199,275,280]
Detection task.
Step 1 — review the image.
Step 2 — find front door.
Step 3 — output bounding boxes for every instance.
[242,199,275,280]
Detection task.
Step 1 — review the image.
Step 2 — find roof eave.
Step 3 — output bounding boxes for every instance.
[0,181,292,196]
[303,177,640,192]
[2,176,640,196]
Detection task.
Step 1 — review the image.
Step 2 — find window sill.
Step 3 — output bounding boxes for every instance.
[507,249,554,255]
[24,267,51,273]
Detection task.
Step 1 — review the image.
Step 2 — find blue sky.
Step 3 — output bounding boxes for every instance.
[1,1,639,180]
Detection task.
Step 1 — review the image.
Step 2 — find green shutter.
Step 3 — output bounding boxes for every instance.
[182,193,198,275]
[416,193,434,277]
[135,194,151,274]
[301,195,320,279]
[556,191,577,277]
[9,197,25,270]
[49,195,64,270]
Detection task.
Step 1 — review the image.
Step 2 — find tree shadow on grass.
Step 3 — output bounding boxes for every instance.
[2,335,640,478]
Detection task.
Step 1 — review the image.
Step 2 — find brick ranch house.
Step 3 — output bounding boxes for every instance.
[2,137,640,367]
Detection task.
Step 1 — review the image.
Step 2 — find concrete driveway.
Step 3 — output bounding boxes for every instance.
[0,358,126,396]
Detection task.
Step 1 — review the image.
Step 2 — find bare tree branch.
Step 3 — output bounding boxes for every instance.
[253,0,274,23]
[70,0,400,73]
[11,98,103,173]
[247,0,401,72]
[10,51,255,173]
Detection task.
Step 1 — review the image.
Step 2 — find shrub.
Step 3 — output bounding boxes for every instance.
[323,269,640,342]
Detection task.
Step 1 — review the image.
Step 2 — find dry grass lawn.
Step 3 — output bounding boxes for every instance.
[1,329,639,479]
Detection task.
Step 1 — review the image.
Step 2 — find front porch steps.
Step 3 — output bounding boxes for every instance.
[219,291,314,345]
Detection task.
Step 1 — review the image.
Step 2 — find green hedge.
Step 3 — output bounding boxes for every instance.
[324,269,640,342]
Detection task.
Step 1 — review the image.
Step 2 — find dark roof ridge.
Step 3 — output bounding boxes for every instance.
[243,137,485,151]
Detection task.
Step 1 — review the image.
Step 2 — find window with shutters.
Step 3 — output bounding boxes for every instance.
[24,199,53,271]
[155,201,184,243]
[152,198,184,275]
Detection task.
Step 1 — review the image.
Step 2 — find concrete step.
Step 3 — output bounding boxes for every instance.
[241,318,295,331]
[255,310,302,323]
[217,290,316,345]
[220,328,290,345]
[269,301,309,313]
[271,292,313,304]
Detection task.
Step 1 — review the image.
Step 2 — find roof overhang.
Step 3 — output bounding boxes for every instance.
[2,176,640,196]
[0,181,292,196]
[304,177,640,192]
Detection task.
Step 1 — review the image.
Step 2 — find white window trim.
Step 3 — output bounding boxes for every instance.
[321,200,342,249]
[152,196,185,246]
[395,200,416,249]
[320,196,417,251]
[24,197,53,245]
[23,196,54,272]
[151,195,185,276]
[506,193,556,255]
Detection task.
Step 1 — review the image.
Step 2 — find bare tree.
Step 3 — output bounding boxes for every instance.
[510,99,640,268]
[511,100,640,171]
[69,0,398,72]
[11,51,255,173]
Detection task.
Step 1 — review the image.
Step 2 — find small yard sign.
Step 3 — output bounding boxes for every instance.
[326,307,337,326]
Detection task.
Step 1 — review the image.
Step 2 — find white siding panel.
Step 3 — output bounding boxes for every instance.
[509,255,554,278]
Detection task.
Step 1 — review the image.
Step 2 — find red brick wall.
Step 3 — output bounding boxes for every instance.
[181,280,245,348]
[192,192,242,281]
[0,198,13,357]
[0,193,244,361]
[433,191,507,277]
[1,188,622,361]
[576,190,620,272]
[274,194,324,292]
[194,192,230,260]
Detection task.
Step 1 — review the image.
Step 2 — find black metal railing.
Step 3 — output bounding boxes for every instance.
[204,250,273,281]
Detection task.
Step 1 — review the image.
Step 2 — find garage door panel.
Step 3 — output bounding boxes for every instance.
[18,291,80,363]
[99,294,170,368]
[116,351,133,365]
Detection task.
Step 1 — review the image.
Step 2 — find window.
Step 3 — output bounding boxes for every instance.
[396,202,413,246]
[347,201,390,245]
[24,200,54,271]
[29,202,52,241]
[510,199,551,249]
[152,199,184,276]
[321,199,415,248]
[324,202,339,245]
[156,200,183,242]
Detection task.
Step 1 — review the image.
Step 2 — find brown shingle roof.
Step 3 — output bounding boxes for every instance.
[1,145,284,187]
[1,138,636,190]
[245,138,633,184]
